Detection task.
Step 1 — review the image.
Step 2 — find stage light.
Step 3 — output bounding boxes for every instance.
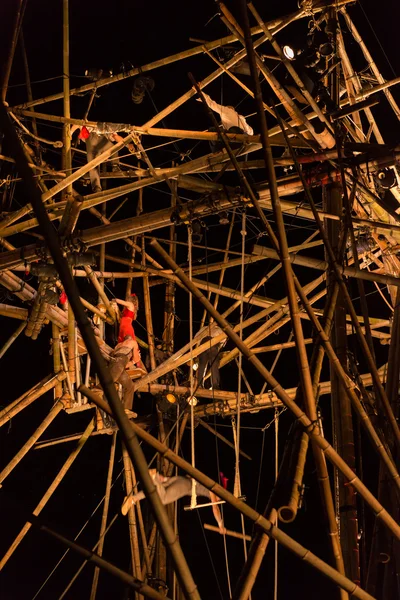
[283,45,295,60]
[187,396,198,407]
[192,361,199,371]
[377,168,396,190]
[165,393,177,404]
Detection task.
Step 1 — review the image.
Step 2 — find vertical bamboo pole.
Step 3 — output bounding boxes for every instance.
[0,418,94,570]
[68,301,76,386]
[131,462,152,577]
[164,174,176,353]
[19,31,41,161]
[122,446,142,590]
[0,320,26,359]
[52,323,63,398]
[62,0,72,196]
[90,431,117,600]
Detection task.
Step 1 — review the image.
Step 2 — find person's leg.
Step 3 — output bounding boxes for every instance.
[118,369,134,410]
[209,346,221,389]
[108,356,127,384]
[86,134,102,192]
[158,477,192,504]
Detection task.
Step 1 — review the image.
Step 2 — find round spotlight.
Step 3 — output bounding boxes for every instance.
[283,45,295,60]
[319,42,334,57]
[166,393,177,404]
[192,361,198,371]
[377,168,396,190]
[187,396,198,407]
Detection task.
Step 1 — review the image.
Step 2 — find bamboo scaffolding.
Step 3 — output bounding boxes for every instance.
[83,266,116,323]
[0,398,66,485]
[52,323,63,398]
[0,320,26,358]
[0,105,200,600]
[82,385,381,600]
[0,418,94,570]
[30,517,172,600]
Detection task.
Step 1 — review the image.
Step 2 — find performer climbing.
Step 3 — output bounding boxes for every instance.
[121,469,226,533]
[197,92,254,135]
[73,125,135,193]
[197,324,226,390]
[105,294,143,418]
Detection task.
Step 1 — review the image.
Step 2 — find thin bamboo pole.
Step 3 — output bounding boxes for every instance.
[30,518,172,600]
[81,386,380,600]
[68,302,76,385]
[122,446,142,583]
[89,432,117,598]
[0,398,66,485]
[52,323,63,398]
[0,372,67,428]
[131,462,152,578]
[0,418,94,570]
[83,266,116,322]
[0,320,26,358]
[204,523,251,541]
[198,419,252,461]
[61,0,72,207]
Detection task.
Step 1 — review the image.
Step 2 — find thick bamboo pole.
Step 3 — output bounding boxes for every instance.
[0,372,67,428]
[89,431,117,600]
[81,386,380,600]
[30,518,172,600]
[0,103,200,600]
[130,463,152,579]
[123,447,142,582]
[148,239,400,538]
[0,418,94,570]
[0,320,26,358]
[0,398,65,485]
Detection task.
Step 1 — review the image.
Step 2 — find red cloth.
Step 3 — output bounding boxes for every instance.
[78,126,90,140]
[59,291,67,305]
[118,307,136,343]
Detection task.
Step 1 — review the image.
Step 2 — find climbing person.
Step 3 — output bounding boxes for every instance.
[107,334,139,417]
[121,469,226,533]
[73,125,135,193]
[196,324,226,390]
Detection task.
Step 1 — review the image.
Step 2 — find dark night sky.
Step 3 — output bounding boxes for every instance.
[0,1,399,598]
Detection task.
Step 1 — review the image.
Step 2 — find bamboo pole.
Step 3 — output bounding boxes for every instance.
[122,447,142,583]
[0,372,67,428]
[83,266,116,322]
[131,462,152,579]
[198,419,252,460]
[203,523,251,541]
[0,320,26,358]
[81,386,381,600]
[0,418,94,570]
[0,398,66,485]
[68,301,76,385]
[61,0,72,207]
[30,518,173,600]
[52,323,63,398]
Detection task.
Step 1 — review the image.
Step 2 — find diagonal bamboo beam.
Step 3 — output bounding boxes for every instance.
[0,320,26,358]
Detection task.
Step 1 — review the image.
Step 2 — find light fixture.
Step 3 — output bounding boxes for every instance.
[192,361,198,371]
[377,168,396,190]
[165,392,177,404]
[187,396,198,407]
[283,45,295,60]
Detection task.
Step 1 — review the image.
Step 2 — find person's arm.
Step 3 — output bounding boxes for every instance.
[110,133,135,153]
[210,491,226,534]
[196,92,224,117]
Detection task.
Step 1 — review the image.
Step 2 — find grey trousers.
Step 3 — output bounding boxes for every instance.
[109,354,134,410]
[133,476,211,505]
[85,133,117,192]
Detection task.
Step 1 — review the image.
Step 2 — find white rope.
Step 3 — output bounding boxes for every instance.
[188,225,197,509]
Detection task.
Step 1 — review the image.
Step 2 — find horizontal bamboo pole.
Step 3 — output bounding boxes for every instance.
[204,523,251,541]
[0,372,67,428]
[80,386,377,600]
[0,303,28,320]
[0,398,65,485]
[0,418,94,570]
[253,245,400,288]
